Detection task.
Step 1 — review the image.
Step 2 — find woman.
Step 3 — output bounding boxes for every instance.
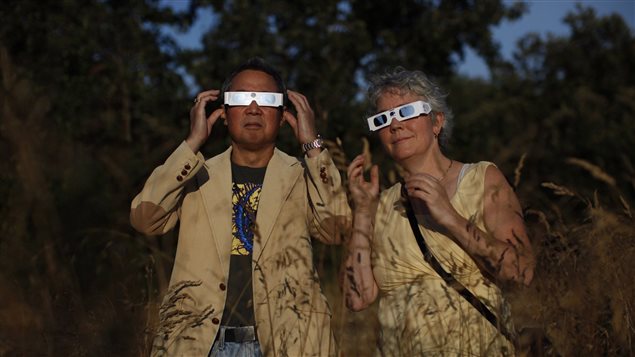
[343,68,535,356]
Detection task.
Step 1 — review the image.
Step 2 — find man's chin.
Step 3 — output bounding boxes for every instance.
[231,138,277,151]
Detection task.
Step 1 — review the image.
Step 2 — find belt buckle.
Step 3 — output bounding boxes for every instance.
[224,326,256,342]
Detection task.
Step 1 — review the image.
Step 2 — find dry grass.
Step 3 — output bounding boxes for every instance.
[1,134,633,356]
[508,158,635,356]
[511,203,635,356]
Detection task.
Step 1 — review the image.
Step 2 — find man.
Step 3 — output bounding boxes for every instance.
[131,58,350,356]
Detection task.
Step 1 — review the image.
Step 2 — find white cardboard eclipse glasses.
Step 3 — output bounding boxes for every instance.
[224,91,284,107]
[367,100,432,131]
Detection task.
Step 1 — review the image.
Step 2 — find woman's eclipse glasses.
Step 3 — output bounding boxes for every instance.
[367,100,432,131]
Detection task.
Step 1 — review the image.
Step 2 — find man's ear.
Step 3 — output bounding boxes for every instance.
[221,107,228,126]
[279,106,287,127]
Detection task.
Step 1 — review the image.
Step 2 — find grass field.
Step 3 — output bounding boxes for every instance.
[0,154,633,356]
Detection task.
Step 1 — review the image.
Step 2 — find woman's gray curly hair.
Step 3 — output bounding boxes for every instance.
[367,67,454,148]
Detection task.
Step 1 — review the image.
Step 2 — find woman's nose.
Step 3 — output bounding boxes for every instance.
[389,117,403,131]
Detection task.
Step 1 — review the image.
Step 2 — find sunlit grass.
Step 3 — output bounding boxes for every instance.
[1,148,633,356]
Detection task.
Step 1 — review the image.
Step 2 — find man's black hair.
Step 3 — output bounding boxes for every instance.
[220,57,287,107]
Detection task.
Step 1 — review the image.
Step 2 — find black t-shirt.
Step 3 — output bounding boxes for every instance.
[220,162,266,326]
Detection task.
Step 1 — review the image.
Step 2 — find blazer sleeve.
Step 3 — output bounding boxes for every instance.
[130,141,205,236]
[303,149,352,245]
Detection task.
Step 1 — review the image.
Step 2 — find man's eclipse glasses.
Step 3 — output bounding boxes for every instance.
[224,91,284,107]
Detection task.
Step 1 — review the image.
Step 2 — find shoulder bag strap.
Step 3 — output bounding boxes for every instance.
[402,191,516,344]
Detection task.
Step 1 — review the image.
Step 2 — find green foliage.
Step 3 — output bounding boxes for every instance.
[1,1,189,355]
[182,0,525,157]
[451,6,635,210]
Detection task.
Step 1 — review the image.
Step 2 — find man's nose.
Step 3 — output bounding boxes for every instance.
[246,100,262,113]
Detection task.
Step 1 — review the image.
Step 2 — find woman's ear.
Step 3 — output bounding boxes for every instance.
[433,111,445,135]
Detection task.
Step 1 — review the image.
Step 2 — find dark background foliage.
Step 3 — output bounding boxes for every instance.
[1,0,633,355]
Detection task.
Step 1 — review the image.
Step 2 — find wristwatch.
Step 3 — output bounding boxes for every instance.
[302,136,323,153]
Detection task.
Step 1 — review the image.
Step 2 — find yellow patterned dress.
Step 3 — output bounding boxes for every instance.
[371,162,515,356]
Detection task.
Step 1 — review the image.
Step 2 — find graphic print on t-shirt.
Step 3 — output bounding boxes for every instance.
[231,182,262,255]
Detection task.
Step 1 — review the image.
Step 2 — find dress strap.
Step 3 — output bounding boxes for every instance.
[456,163,473,187]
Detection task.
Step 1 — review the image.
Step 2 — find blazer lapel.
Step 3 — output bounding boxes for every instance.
[254,149,302,260]
[198,147,233,277]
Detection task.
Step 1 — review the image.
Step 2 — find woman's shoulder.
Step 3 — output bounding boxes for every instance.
[380,181,403,200]
[457,161,495,183]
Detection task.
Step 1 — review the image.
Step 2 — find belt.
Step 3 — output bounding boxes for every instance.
[220,326,257,343]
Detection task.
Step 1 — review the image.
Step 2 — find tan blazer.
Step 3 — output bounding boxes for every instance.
[131,142,350,356]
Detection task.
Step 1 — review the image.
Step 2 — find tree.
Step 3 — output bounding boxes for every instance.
[182,0,526,160]
[451,5,635,209]
[0,1,191,354]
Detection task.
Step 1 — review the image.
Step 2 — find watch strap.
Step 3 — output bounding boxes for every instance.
[302,136,323,153]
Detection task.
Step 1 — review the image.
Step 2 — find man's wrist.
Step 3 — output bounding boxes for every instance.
[185,136,203,153]
[302,135,323,154]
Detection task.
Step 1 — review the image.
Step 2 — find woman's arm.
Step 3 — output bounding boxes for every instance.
[479,165,535,285]
[341,155,380,310]
[404,164,535,285]
[442,165,535,285]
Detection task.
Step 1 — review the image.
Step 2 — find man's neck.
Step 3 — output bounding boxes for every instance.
[230,144,275,168]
